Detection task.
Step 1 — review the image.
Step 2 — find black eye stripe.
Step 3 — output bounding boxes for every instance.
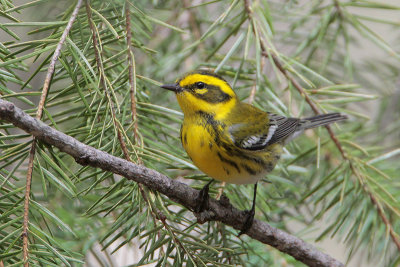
[185,83,231,103]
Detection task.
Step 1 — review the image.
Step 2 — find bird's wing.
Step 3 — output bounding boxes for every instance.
[265,113,301,146]
[228,112,301,151]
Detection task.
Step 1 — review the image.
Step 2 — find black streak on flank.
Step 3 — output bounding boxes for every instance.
[180,126,184,145]
[241,163,257,175]
[183,133,188,146]
[223,167,230,175]
[217,152,240,173]
[220,142,266,167]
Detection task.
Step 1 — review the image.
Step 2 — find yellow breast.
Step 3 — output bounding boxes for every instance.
[181,118,282,184]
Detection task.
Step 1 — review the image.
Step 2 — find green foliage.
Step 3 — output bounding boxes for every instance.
[0,0,399,266]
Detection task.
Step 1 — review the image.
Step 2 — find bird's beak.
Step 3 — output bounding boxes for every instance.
[161,83,181,93]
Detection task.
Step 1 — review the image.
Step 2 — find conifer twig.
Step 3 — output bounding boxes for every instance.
[85,0,131,161]
[21,1,83,265]
[0,99,343,267]
[125,2,140,147]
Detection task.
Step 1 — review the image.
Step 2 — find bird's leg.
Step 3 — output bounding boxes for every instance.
[238,183,258,236]
[194,179,214,213]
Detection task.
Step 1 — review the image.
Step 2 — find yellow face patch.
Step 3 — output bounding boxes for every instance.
[195,88,208,94]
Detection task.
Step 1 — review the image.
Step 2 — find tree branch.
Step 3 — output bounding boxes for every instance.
[0,99,343,267]
[125,2,140,147]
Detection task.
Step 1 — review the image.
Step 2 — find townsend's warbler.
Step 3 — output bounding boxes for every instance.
[161,70,347,234]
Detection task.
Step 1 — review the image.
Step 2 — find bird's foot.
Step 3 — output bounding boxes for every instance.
[238,208,255,236]
[194,180,212,213]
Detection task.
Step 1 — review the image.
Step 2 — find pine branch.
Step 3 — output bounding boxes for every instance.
[0,99,344,267]
[125,1,140,147]
[85,0,131,161]
[21,0,83,265]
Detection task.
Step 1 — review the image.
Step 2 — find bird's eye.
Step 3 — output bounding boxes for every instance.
[196,82,205,89]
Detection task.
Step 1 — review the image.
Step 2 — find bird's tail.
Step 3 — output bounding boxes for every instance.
[300,113,347,130]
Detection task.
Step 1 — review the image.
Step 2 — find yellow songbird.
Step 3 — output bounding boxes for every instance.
[161,70,347,234]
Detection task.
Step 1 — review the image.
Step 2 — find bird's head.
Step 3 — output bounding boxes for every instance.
[161,70,237,116]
